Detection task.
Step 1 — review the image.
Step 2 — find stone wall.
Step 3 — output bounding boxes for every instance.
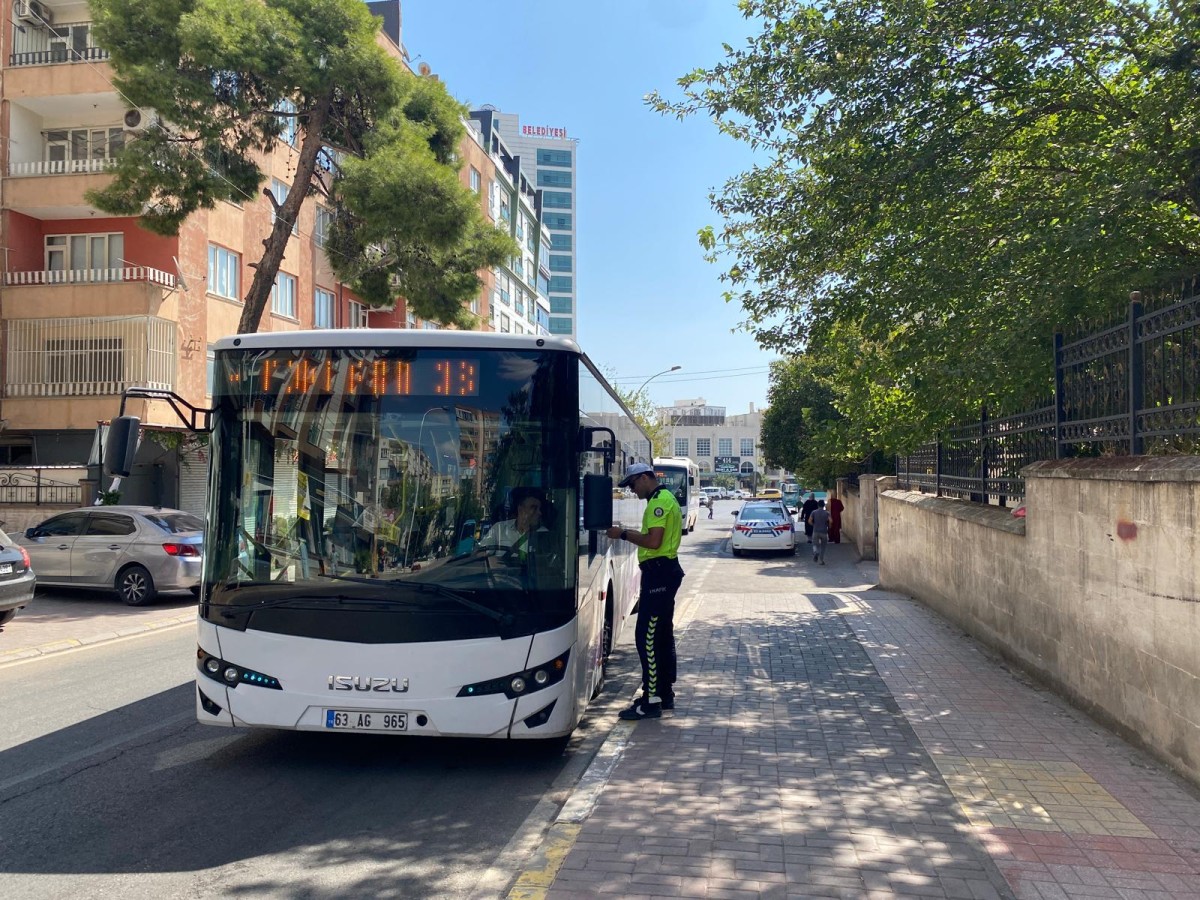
[835,475,896,560]
[878,457,1200,786]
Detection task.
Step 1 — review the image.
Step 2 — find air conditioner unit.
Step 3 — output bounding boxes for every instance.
[16,0,53,25]
[123,108,155,133]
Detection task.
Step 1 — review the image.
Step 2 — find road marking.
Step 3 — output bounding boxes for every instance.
[0,617,194,669]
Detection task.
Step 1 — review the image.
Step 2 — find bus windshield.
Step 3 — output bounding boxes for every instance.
[203,346,579,641]
[653,465,688,508]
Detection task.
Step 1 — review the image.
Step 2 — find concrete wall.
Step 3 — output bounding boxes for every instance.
[878,457,1200,786]
[835,475,895,560]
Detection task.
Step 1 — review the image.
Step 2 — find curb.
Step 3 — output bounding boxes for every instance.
[0,612,195,664]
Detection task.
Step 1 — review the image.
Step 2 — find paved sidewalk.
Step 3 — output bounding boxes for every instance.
[0,592,194,663]
[527,543,1200,899]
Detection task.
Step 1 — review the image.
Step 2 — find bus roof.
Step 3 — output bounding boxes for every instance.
[653,456,698,468]
[211,330,582,355]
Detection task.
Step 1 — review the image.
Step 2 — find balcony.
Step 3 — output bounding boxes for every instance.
[6,157,116,177]
[4,267,176,288]
[4,315,177,398]
[8,20,109,67]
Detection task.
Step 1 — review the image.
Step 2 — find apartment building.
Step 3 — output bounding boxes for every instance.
[471,107,576,338]
[0,0,503,515]
[468,109,552,336]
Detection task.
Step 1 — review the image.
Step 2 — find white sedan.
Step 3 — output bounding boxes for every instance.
[730,501,797,556]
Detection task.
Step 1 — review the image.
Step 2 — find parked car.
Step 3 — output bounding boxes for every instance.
[755,488,783,500]
[730,500,796,556]
[0,525,36,625]
[698,493,709,507]
[19,506,204,606]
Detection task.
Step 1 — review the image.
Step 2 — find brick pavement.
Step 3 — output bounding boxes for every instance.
[528,541,1200,899]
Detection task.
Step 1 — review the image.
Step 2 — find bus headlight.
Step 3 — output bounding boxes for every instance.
[196,646,283,690]
[458,649,570,699]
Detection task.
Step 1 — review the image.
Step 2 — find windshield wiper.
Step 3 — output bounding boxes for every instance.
[318,573,507,622]
[218,594,423,618]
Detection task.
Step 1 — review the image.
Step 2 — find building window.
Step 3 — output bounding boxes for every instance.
[550,233,572,251]
[314,206,333,247]
[207,244,240,300]
[44,127,124,165]
[537,170,572,188]
[549,255,572,272]
[544,213,571,230]
[550,297,572,314]
[271,272,297,318]
[500,313,511,333]
[674,438,688,457]
[542,191,572,209]
[536,148,573,167]
[46,336,123,385]
[718,438,733,456]
[314,287,335,328]
[46,232,124,273]
[549,275,572,294]
[276,99,298,147]
[548,317,572,334]
[696,438,711,457]
[741,438,754,456]
[270,178,298,235]
[348,301,367,327]
[469,167,481,192]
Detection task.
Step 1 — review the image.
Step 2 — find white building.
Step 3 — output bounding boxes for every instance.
[655,399,790,490]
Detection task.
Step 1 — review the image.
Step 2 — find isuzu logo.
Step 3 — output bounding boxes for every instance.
[327,675,410,693]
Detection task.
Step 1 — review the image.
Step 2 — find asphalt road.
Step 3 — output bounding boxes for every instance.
[0,506,748,899]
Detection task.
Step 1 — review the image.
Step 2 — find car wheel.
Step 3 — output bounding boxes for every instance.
[732,547,743,557]
[790,544,798,556]
[0,608,17,626]
[116,565,156,606]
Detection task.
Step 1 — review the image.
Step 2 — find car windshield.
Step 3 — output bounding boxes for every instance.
[741,505,782,519]
[143,512,204,533]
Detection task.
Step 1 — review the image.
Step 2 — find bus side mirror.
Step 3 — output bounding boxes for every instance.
[582,473,613,531]
[105,416,141,478]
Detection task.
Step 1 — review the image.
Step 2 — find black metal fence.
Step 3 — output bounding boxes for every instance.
[0,467,86,506]
[898,289,1200,504]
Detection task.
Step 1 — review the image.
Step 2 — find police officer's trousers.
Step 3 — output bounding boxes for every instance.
[634,556,684,701]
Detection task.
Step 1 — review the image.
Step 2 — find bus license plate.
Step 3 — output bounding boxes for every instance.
[324,709,408,731]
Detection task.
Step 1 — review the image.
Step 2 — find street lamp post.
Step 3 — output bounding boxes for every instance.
[404,405,450,570]
[633,365,681,399]
[633,365,680,457]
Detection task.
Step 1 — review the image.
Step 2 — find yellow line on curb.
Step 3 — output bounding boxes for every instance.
[505,822,582,898]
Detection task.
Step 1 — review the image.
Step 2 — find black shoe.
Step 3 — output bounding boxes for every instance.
[618,698,662,720]
[660,694,675,710]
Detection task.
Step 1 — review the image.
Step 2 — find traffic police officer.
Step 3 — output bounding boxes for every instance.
[607,462,684,719]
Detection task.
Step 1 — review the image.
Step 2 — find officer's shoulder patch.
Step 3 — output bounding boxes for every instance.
[654,507,664,517]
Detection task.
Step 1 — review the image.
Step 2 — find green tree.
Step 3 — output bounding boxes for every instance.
[652,0,1200,447]
[613,384,670,457]
[88,0,515,333]
[759,355,854,485]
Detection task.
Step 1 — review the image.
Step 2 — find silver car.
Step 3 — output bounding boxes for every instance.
[0,525,37,625]
[19,506,203,606]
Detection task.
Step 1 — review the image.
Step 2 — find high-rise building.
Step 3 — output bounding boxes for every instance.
[472,107,577,338]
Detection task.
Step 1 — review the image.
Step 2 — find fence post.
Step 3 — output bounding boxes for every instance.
[1053,331,1066,459]
[935,438,942,497]
[980,404,989,505]
[1128,292,1144,455]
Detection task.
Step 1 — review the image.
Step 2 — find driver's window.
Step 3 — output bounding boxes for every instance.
[39,513,87,536]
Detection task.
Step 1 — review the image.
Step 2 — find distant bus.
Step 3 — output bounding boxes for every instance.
[653,456,700,535]
[781,482,802,509]
[108,331,651,740]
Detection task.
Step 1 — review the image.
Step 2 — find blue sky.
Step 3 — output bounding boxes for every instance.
[401,0,776,415]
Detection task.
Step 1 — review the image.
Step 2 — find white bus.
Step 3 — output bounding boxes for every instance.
[652,456,700,535]
[107,332,650,740]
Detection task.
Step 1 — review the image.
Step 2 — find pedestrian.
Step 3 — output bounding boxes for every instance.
[708,492,714,518]
[828,491,845,544]
[606,462,684,720]
[800,492,819,543]
[809,499,831,564]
